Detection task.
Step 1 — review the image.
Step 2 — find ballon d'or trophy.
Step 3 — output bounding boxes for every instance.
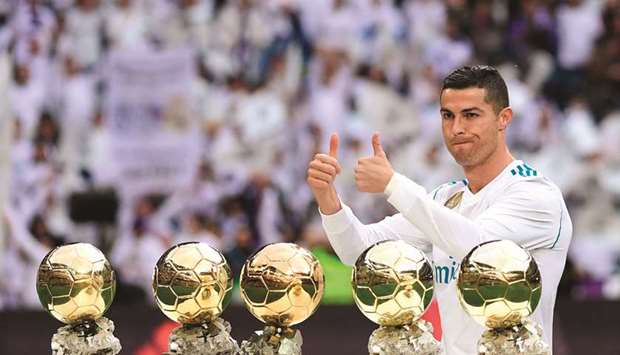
[239,243,324,355]
[36,242,120,355]
[352,240,441,355]
[153,242,238,354]
[457,240,550,355]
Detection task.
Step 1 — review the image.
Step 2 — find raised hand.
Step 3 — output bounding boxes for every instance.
[355,133,394,193]
[307,133,343,214]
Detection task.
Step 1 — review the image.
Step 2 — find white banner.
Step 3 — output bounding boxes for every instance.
[105,48,200,196]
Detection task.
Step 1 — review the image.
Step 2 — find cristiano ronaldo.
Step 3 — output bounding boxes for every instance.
[306,65,572,354]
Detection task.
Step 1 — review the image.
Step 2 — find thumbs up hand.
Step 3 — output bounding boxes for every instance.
[307,133,343,214]
[355,133,394,193]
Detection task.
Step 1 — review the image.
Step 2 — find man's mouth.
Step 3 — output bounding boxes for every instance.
[452,141,472,146]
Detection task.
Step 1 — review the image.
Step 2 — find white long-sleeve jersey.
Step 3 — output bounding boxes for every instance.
[321,160,572,355]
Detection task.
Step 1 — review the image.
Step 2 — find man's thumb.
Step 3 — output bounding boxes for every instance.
[372,132,386,157]
[329,133,339,157]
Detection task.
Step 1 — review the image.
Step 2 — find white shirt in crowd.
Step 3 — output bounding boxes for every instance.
[8,71,46,140]
[61,5,104,69]
[424,34,473,78]
[10,2,57,63]
[2,206,51,309]
[599,111,620,196]
[406,0,446,49]
[105,2,149,50]
[321,160,572,355]
[556,0,602,70]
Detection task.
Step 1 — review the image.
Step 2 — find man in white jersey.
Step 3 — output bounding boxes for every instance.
[306,65,572,354]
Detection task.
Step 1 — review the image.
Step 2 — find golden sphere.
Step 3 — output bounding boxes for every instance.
[36,243,116,324]
[153,242,233,325]
[239,243,324,327]
[352,240,434,326]
[457,240,542,329]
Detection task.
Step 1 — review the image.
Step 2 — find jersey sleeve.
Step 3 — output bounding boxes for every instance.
[320,202,432,265]
[386,172,565,260]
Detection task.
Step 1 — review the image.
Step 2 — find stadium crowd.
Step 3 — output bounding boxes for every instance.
[1,0,620,309]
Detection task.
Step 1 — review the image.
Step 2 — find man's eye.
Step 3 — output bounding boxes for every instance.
[465,113,479,119]
[442,113,453,120]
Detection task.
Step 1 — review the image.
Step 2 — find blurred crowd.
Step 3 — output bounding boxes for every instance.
[1,0,620,309]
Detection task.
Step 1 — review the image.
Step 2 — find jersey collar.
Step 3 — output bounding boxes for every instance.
[462,159,522,202]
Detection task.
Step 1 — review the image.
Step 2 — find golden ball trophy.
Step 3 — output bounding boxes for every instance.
[238,243,324,355]
[457,240,550,355]
[352,240,441,355]
[36,243,120,355]
[152,242,238,354]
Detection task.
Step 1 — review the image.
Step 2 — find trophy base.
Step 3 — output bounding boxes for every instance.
[478,320,550,355]
[368,319,442,355]
[51,317,121,355]
[164,318,239,355]
[239,325,302,355]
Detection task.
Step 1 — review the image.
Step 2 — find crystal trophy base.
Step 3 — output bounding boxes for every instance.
[478,320,550,355]
[239,325,302,355]
[368,319,442,355]
[164,317,239,355]
[51,317,121,355]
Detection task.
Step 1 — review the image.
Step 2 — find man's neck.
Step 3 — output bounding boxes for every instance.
[463,147,514,194]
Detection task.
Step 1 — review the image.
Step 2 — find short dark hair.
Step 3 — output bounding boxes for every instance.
[441,65,509,113]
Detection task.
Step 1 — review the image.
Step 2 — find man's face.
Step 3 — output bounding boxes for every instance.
[440,87,508,168]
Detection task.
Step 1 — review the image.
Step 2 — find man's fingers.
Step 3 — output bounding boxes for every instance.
[315,153,339,165]
[309,160,337,175]
[308,169,335,183]
[372,132,386,157]
[314,154,342,173]
[328,133,339,158]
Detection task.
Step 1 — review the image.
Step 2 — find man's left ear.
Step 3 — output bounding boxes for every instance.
[498,107,513,131]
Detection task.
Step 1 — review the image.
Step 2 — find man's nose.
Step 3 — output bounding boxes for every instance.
[452,116,466,136]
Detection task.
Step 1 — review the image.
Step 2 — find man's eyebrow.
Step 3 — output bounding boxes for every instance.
[461,107,483,113]
[440,108,453,113]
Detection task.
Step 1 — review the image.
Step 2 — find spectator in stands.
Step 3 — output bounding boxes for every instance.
[1,0,620,310]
